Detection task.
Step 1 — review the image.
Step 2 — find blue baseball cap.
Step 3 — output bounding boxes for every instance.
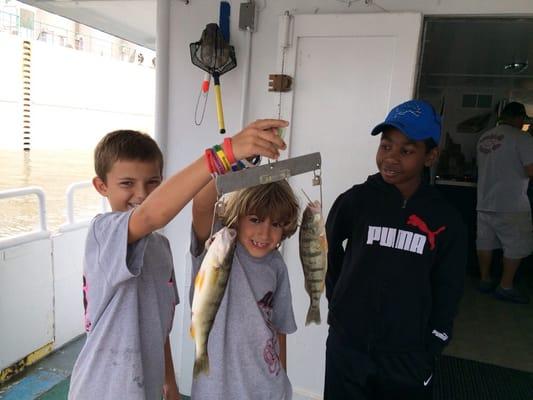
[371,100,441,144]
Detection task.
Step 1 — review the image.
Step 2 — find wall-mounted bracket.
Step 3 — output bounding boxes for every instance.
[268,74,292,92]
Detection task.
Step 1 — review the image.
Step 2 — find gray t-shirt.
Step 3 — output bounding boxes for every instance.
[477,123,533,212]
[190,226,297,400]
[69,211,179,400]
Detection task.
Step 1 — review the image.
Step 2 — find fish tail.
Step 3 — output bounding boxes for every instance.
[193,352,210,378]
[305,304,321,326]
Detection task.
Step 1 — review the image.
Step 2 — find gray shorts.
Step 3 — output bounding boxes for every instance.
[476,211,533,259]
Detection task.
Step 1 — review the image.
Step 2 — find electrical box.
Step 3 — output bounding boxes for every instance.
[239,2,256,31]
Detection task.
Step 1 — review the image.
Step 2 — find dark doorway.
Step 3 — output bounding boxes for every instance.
[416,16,533,375]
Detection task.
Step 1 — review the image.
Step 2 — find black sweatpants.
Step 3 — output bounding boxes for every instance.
[324,330,435,400]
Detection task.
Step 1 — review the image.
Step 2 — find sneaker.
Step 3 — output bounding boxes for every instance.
[493,286,530,304]
[478,280,496,294]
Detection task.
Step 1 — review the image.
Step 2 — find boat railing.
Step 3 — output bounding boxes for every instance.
[0,186,49,250]
[59,180,107,233]
[0,186,54,376]
[0,181,104,380]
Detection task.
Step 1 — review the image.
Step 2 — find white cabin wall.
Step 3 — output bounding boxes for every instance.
[163,0,533,394]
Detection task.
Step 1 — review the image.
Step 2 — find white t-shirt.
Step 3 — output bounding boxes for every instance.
[69,211,179,400]
[190,226,297,400]
[477,124,533,212]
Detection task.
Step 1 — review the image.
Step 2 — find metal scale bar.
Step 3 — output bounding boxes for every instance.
[215,152,321,195]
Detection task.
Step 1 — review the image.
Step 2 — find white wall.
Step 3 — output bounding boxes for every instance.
[0,237,54,371]
[52,227,88,350]
[163,0,533,396]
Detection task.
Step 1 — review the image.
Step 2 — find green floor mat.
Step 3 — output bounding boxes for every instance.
[36,379,69,400]
[435,356,533,400]
[35,379,191,400]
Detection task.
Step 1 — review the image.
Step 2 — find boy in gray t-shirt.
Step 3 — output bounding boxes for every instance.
[68,120,289,400]
[191,180,299,400]
[70,211,179,400]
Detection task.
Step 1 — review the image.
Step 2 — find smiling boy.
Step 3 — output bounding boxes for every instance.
[68,119,288,400]
[324,100,467,400]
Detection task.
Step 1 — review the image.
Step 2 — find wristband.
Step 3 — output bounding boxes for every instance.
[223,137,237,165]
[204,148,215,174]
[211,148,226,175]
[213,144,231,172]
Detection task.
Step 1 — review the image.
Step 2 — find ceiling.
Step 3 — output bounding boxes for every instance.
[14,5,533,90]
[420,17,533,89]
[17,0,157,49]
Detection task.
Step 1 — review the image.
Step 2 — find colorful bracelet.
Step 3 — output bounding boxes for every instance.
[205,148,226,176]
[204,142,248,176]
[206,148,219,177]
[211,149,226,175]
[204,148,215,175]
[213,144,231,172]
[223,137,237,165]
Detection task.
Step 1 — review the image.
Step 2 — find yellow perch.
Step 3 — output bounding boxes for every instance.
[299,200,328,325]
[190,227,236,377]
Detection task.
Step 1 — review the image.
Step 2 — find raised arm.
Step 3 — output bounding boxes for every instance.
[192,180,218,245]
[128,119,288,243]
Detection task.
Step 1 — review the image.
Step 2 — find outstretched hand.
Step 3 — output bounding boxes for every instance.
[230,119,288,161]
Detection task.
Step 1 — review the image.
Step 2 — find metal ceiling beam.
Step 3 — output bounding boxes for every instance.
[17,0,156,50]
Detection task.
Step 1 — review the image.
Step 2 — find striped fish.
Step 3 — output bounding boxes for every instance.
[299,200,328,325]
[190,227,236,377]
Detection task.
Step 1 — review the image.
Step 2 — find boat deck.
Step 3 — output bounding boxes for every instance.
[1,255,532,400]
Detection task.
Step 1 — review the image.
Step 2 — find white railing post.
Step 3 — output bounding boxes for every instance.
[0,186,47,231]
[65,180,92,225]
[60,180,107,232]
[0,186,50,249]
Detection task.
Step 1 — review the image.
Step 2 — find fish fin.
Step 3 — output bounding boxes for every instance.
[305,305,321,326]
[194,270,205,291]
[193,353,210,378]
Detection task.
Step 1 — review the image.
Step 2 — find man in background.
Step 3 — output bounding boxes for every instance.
[476,101,533,304]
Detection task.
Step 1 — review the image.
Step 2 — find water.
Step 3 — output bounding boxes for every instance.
[0,149,103,238]
[0,25,155,239]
